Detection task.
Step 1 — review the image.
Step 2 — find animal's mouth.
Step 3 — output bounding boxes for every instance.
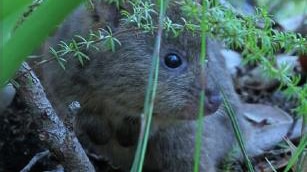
[149,104,220,121]
[205,90,223,115]
[205,100,221,115]
[142,92,222,121]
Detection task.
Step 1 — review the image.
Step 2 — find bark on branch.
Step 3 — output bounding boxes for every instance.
[15,62,95,172]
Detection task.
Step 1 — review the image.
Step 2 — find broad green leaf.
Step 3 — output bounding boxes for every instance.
[0,0,84,87]
[0,0,32,20]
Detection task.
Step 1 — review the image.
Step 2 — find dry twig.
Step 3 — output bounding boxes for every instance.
[20,150,50,172]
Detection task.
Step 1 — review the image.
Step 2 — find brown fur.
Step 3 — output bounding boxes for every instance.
[41,1,243,171]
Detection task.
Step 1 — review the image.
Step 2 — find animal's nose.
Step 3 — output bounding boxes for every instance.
[205,90,222,114]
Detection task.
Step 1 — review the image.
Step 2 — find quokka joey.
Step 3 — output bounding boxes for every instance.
[41,1,244,171]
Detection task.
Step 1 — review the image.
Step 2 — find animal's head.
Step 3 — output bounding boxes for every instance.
[86,0,222,120]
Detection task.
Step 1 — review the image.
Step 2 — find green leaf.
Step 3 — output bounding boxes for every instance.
[0,0,84,87]
[130,1,167,171]
[0,0,32,20]
[283,136,307,172]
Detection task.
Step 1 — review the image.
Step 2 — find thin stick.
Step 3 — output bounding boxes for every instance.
[20,150,50,172]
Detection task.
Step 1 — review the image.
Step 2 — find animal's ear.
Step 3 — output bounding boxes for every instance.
[90,0,131,31]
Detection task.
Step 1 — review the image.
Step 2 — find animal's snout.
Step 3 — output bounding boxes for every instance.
[205,90,222,115]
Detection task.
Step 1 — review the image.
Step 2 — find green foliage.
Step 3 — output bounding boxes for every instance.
[193,1,207,171]
[131,1,166,172]
[121,0,157,32]
[1,0,32,20]
[179,1,307,117]
[1,0,306,171]
[284,136,307,172]
[39,0,307,170]
[47,27,121,70]
[118,0,306,171]
[0,0,84,87]
[102,26,122,52]
[221,88,255,172]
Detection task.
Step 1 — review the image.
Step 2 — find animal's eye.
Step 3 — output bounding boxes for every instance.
[164,54,182,68]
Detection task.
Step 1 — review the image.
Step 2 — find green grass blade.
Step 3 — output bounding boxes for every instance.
[283,135,307,172]
[295,114,307,172]
[193,91,205,172]
[221,89,255,172]
[265,157,278,172]
[193,0,207,171]
[0,0,84,87]
[130,1,168,172]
